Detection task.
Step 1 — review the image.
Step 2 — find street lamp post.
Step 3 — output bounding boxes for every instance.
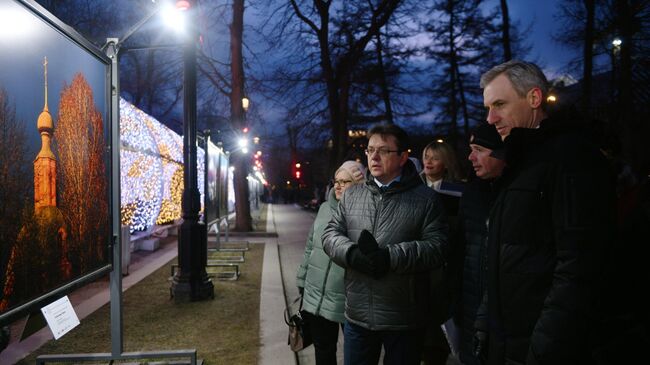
[171,0,214,302]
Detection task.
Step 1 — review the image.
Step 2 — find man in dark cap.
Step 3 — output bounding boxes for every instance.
[448,124,505,365]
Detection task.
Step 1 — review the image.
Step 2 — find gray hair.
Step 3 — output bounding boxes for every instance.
[480,60,549,98]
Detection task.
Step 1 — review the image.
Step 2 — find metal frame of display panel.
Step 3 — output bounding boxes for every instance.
[0,0,113,327]
[0,0,198,363]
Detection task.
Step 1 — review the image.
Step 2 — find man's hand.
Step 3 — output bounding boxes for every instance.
[358,230,390,278]
[367,248,390,279]
[346,246,375,275]
[358,229,379,254]
[473,330,488,364]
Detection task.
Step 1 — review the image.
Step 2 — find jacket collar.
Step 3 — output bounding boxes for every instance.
[326,187,338,209]
[365,159,421,194]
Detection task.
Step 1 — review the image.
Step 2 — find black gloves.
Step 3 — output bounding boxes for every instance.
[366,249,390,278]
[298,286,304,296]
[358,229,379,254]
[349,230,391,279]
[347,246,376,275]
[473,330,488,364]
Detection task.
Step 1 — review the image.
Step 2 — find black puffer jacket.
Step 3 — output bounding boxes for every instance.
[323,160,448,330]
[450,179,494,365]
[485,118,615,365]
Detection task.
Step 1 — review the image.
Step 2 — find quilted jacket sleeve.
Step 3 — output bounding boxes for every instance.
[389,192,449,274]
[295,222,315,288]
[322,193,354,268]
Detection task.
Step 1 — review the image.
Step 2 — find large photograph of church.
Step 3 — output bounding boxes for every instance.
[0,0,110,317]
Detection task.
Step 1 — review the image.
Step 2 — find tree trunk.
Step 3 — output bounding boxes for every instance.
[335,77,350,168]
[290,0,401,174]
[230,0,252,231]
[375,32,394,124]
[447,3,458,142]
[500,0,512,61]
[615,0,635,168]
[454,62,470,138]
[582,0,594,113]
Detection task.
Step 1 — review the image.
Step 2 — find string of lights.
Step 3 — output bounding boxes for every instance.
[119,98,205,233]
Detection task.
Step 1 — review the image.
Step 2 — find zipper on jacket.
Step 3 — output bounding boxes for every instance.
[368,191,383,330]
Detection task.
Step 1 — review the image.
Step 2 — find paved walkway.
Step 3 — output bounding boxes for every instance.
[260,204,345,365]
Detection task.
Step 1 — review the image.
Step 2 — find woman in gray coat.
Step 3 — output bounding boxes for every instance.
[296,161,365,364]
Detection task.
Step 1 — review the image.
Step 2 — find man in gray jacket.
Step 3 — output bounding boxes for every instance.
[323,123,448,365]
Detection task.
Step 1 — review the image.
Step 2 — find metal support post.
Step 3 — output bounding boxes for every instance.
[170,0,214,302]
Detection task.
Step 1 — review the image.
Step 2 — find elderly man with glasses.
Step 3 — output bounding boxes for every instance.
[323,123,449,365]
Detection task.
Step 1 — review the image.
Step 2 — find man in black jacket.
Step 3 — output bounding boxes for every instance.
[478,60,615,365]
[450,124,505,365]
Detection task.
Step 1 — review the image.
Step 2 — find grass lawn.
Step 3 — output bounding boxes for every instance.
[17,243,264,364]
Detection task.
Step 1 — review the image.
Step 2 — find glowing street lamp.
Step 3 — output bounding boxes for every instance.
[242,96,250,112]
[612,38,622,55]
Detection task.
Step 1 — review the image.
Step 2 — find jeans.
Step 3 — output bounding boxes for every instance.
[343,321,426,365]
[302,311,343,365]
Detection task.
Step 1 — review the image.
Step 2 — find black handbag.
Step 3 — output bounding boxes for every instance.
[284,296,313,352]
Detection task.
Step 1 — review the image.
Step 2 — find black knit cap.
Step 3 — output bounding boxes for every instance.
[470,124,503,151]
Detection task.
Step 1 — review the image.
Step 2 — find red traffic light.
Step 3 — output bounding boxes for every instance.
[242,127,249,133]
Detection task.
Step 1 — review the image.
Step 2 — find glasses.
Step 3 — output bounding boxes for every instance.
[365,147,401,157]
[333,179,353,187]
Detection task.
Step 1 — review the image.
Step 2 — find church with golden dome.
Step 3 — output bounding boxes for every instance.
[0,57,71,312]
[34,57,58,210]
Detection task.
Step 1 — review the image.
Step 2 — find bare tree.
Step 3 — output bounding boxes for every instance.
[37,0,187,133]
[229,0,253,231]
[583,0,596,112]
[499,0,512,61]
[277,0,402,170]
[56,73,108,274]
[0,88,29,305]
[554,0,650,171]
[424,0,496,140]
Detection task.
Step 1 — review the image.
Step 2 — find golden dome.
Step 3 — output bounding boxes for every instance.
[37,106,53,131]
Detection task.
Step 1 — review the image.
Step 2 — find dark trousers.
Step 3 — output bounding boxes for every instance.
[343,321,426,365]
[421,324,451,365]
[302,311,343,365]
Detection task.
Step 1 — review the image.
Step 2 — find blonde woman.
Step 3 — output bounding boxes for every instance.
[420,141,465,364]
[421,141,464,190]
[296,161,365,364]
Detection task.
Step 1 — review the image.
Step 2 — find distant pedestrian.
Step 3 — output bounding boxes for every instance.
[323,123,448,365]
[448,124,505,365]
[296,160,366,365]
[476,60,615,364]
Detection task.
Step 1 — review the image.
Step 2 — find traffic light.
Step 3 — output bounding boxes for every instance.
[293,162,302,180]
